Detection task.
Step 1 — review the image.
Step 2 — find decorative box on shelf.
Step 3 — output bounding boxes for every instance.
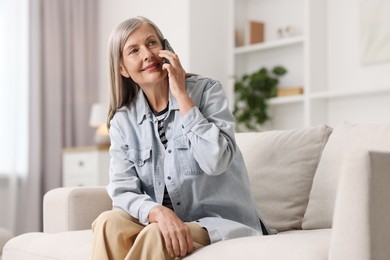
[62,144,110,187]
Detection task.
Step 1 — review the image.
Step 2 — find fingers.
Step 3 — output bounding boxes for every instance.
[159,50,181,69]
[159,50,186,81]
[171,232,182,257]
[185,229,194,254]
[161,223,193,257]
[159,50,188,101]
[162,232,174,257]
[148,200,194,257]
[181,229,194,256]
[177,226,193,256]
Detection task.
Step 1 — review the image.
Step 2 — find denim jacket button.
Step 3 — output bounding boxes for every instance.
[137,159,144,167]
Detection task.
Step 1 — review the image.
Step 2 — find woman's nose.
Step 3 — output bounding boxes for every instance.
[140,46,153,61]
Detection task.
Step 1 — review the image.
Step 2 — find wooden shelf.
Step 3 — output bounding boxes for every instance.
[310,87,390,100]
[234,36,304,55]
[268,95,305,105]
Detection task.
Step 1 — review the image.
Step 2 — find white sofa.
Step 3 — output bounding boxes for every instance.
[0,227,13,260]
[3,122,390,260]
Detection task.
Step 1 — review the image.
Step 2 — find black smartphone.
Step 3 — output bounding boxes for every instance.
[163,39,175,64]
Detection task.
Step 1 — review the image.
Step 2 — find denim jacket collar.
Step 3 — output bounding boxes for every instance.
[135,88,179,125]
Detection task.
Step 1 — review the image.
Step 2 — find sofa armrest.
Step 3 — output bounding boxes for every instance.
[329,150,390,260]
[43,186,112,233]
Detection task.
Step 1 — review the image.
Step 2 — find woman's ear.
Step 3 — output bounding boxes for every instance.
[120,64,130,78]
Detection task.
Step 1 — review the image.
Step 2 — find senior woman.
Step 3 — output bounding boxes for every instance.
[91,16,268,260]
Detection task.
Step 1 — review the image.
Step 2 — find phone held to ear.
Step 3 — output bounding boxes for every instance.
[163,39,175,64]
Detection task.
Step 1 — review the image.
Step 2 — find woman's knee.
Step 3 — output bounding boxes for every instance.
[92,209,135,232]
[136,223,164,243]
[142,223,160,235]
[92,210,117,230]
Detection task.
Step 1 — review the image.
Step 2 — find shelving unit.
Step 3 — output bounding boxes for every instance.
[230,0,315,130]
[229,0,390,130]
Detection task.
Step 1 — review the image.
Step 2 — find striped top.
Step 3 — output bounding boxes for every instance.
[153,106,168,149]
[151,103,174,211]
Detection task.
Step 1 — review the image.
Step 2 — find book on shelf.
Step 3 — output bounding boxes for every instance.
[235,30,244,47]
[248,21,264,44]
[277,87,304,97]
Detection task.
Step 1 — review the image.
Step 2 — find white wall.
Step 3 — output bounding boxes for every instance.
[328,0,390,91]
[188,0,230,86]
[326,0,390,125]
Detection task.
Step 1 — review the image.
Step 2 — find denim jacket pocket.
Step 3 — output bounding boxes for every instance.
[125,147,154,186]
[173,135,202,175]
[126,147,152,166]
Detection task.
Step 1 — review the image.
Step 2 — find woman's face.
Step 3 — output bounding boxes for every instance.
[120,23,167,87]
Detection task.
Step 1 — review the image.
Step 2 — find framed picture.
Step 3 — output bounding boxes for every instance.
[360,0,390,64]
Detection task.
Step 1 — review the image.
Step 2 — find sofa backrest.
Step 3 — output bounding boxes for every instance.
[235,124,332,232]
[302,122,390,230]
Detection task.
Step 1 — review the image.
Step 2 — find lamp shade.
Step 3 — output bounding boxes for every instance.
[89,103,107,127]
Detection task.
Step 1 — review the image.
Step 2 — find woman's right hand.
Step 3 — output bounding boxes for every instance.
[148,205,194,258]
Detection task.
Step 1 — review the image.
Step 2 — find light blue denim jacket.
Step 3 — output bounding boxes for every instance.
[107,76,263,243]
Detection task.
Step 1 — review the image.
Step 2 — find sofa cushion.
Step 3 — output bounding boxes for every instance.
[303,122,390,230]
[3,230,92,260]
[235,124,332,232]
[185,229,331,260]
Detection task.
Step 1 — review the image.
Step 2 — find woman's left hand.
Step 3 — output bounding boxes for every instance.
[160,50,195,115]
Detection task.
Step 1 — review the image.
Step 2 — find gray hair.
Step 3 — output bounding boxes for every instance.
[107,16,165,127]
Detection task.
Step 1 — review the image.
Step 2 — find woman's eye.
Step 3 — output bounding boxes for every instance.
[147,40,157,47]
[129,48,138,55]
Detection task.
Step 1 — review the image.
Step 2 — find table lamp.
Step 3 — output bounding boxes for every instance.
[89,103,110,144]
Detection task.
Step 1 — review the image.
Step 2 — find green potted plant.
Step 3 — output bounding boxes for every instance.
[233,66,287,131]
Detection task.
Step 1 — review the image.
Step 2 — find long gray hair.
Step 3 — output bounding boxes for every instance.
[106,16,165,127]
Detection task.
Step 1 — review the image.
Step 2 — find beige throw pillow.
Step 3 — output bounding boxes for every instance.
[235,124,332,232]
[302,122,390,230]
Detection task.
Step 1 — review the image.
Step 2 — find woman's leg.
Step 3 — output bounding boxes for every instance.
[186,222,211,251]
[125,221,211,260]
[125,223,168,260]
[92,208,211,260]
[91,209,144,260]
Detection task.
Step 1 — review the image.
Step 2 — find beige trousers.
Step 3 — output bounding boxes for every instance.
[91,209,210,260]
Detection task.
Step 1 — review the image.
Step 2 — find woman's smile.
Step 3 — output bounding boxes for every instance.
[141,62,160,72]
